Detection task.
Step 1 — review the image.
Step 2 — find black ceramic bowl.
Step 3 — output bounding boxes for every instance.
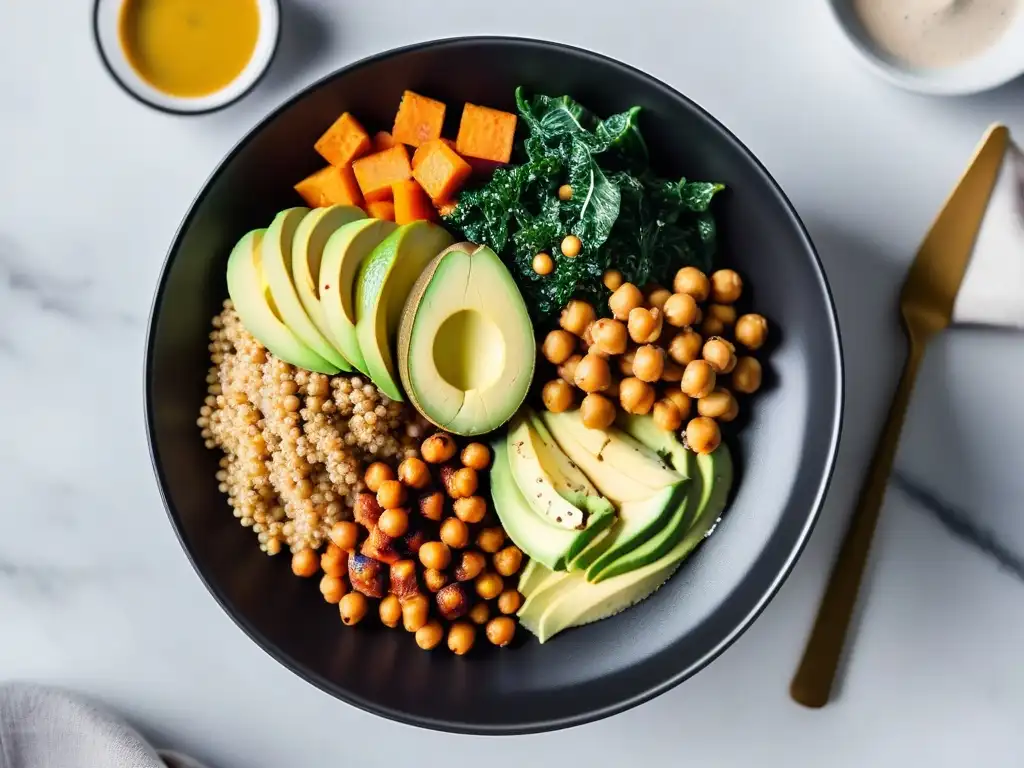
[146,37,843,734]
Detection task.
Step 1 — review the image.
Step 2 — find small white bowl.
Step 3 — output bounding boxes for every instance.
[93,0,280,115]
[827,0,1024,95]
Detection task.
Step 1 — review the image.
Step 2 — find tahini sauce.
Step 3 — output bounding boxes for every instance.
[852,0,1021,68]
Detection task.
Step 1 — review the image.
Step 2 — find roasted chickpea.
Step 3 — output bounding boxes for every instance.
[618,349,636,377]
[574,353,612,393]
[673,266,710,301]
[735,313,769,350]
[454,550,487,582]
[533,252,554,275]
[605,375,621,400]
[477,527,506,554]
[469,602,490,625]
[320,575,346,604]
[497,589,524,615]
[703,337,737,374]
[379,594,402,627]
[603,269,624,291]
[419,541,451,571]
[560,300,596,336]
[619,377,656,415]
[664,292,700,327]
[328,520,359,552]
[461,442,491,471]
[609,282,644,320]
[364,462,394,493]
[561,234,583,258]
[710,269,743,304]
[423,568,449,593]
[448,467,478,499]
[542,379,575,412]
[436,583,471,620]
[493,546,524,577]
[668,329,703,366]
[661,361,684,383]
[542,329,577,365]
[376,479,407,510]
[558,183,574,201]
[662,389,692,419]
[697,388,738,420]
[475,571,504,600]
[378,507,409,538]
[580,392,617,430]
[418,491,445,522]
[415,619,445,650]
[633,345,665,383]
[448,622,476,655]
[453,496,487,524]
[681,360,717,399]
[440,517,470,549]
[652,399,683,431]
[554,354,581,386]
[628,306,664,344]
[686,416,722,455]
[320,543,346,577]
[291,548,318,578]
[647,286,672,310]
[421,432,457,464]
[339,592,368,625]
[397,457,430,489]
[707,303,738,327]
[486,616,517,647]
[701,316,727,338]
[401,594,430,632]
[590,318,628,355]
[732,356,763,394]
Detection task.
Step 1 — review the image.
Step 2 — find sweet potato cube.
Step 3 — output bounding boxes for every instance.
[349,553,387,597]
[412,141,472,202]
[411,139,457,170]
[392,90,446,147]
[361,526,401,565]
[353,492,384,529]
[352,145,412,203]
[389,560,420,599]
[366,200,395,221]
[372,131,397,152]
[294,165,364,208]
[392,179,436,224]
[456,103,517,163]
[314,112,371,167]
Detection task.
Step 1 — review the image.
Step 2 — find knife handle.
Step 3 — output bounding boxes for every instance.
[789,340,924,708]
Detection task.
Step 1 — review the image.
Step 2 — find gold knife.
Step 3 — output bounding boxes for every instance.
[790,123,1010,709]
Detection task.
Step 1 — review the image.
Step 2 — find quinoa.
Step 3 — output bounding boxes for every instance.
[199,301,426,555]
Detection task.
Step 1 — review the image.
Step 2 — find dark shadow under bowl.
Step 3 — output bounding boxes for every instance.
[145,37,843,734]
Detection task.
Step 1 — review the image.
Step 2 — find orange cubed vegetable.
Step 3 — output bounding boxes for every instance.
[352,145,412,202]
[366,200,396,222]
[411,138,458,171]
[314,112,372,167]
[372,131,397,152]
[456,103,517,163]
[392,180,436,224]
[412,141,472,202]
[392,90,446,147]
[294,165,364,208]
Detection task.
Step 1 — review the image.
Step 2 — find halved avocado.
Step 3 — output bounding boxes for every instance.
[226,230,338,374]
[319,218,397,376]
[262,208,351,371]
[397,243,535,436]
[355,222,454,401]
[291,205,365,366]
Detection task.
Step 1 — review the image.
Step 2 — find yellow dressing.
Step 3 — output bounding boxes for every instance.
[119,0,260,98]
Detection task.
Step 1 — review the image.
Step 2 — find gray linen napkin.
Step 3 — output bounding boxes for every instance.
[0,684,209,768]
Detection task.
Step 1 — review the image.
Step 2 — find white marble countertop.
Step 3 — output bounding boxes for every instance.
[2,1,1023,766]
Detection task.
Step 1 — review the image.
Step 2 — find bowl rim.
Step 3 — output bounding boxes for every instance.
[144,35,845,734]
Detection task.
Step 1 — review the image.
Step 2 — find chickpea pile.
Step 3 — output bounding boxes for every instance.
[292,433,525,654]
[538,266,769,455]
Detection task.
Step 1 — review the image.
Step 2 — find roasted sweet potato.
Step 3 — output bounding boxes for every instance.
[392,90,446,147]
[361,525,401,565]
[411,139,457,170]
[401,519,429,556]
[353,492,384,529]
[314,112,371,167]
[372,130,397,152]
[366,200,395,221]
[294,165,363,208]
[412,141,472,203]
[352,145,412,202]
[389,559,420,599]
[456,103,517,163]
[392,179,436,224]
[348,553,387,598]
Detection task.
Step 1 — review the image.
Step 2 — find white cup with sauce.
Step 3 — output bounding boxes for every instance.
[828,0,1024,95]
[93,0,281,114]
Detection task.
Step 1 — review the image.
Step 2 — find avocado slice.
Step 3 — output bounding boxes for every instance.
[527,410,599,498]
[226,230,338,374]
[397,243,535,435]
[355,222,454,401]
[517,559,551,597]
[519,446,733,642]
[490,440,614,571]
[291,205,366,366]
[319,218,397,376]
[615,413,691,478]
